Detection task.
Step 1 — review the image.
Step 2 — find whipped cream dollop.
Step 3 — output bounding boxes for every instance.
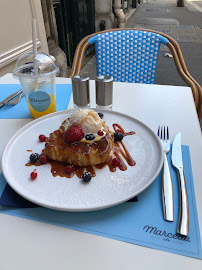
[63,109,104,134]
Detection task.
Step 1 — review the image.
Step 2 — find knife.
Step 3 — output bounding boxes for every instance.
[0,89,23,108]
[171,132,189,236]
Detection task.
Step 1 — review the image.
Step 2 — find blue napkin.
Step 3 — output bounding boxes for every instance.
[0,145,201,259]
[0,84,72,119]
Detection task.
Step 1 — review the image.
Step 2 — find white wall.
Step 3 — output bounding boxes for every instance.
[0,0,48,77]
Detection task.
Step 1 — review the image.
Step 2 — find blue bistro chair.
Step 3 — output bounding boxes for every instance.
[70,28,201,117]
[88,30,168,84]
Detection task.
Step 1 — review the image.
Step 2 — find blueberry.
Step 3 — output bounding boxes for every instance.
[98,112,104,119]
[82,172,92,182]
[30,153,40,163]
[85,134,95,140]
[114,131,124,142]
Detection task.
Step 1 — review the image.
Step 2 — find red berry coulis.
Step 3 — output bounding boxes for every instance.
[65,164,75,174]
[112,158,120,167]
[40,155,47,164]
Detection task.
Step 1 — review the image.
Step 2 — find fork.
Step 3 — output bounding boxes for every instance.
[5,91,24,106]
[158,126,174,222]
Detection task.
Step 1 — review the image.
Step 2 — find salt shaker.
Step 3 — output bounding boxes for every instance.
[96,76,113,109]
[71,75,90,108]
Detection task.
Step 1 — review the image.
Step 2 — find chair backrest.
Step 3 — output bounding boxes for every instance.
[88,30,169,84]
[69,28,201,118]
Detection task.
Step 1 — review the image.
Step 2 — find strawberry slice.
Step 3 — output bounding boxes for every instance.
[64,126,84,144]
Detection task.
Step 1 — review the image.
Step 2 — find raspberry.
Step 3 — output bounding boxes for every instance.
[97,130,104,136]
[30,171,37,180]
[65,164,74,174]
[112,158,120,167]
[64,126,84,144]
[39,134,46,142]
[40,155,47,164]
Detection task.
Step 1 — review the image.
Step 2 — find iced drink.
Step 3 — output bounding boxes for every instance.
[13,52,59,119]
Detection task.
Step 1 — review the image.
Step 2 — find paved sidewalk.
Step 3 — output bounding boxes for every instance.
[126,0,202,87]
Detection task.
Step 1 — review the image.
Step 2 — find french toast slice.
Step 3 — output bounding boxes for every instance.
[43,124,114,167]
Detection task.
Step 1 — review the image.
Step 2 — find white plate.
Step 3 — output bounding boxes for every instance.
[2,109,163,211]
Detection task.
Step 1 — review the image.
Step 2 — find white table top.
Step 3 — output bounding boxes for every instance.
[0,73,202,269]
